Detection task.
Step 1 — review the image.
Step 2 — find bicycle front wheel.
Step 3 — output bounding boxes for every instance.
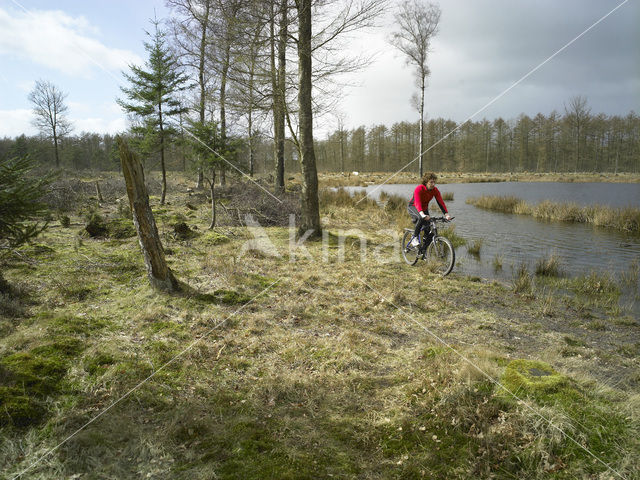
[401,230,419,265]
[426,236,455,276]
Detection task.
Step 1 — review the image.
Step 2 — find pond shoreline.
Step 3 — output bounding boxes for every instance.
[467,194,640,234]
[339,181,640,318]
[317,171,640,188]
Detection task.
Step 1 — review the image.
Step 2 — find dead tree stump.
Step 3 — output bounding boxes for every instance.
[95,181,104,204]
[117,137,179,292]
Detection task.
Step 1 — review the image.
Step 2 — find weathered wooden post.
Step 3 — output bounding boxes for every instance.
[95,181,104,204]
[117,137,179,292]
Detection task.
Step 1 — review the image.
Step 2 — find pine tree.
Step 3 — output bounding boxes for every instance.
[118,19,189,205]
[0,156,52,292]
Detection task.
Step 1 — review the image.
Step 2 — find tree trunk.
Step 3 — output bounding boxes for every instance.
[247,40,255,178]
[248,109,254,177]
[118,138,178,292]
[271,0,287,193]
[159,102,167,205]
[196,7,208,191]
[209,168,217,229]
[197,168,204,189]
[419,73,425,176]
[160,140,167,205]
[53,126,60,169]
[340,129,345,173]
[220,43,230,188]
[198,2,209,127]
[297,0,321,238]
[95,181,104,204]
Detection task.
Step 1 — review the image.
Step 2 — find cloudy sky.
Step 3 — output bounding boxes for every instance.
[0,0,638,139]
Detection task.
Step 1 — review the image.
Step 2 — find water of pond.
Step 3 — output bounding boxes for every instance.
[345,182,640,316]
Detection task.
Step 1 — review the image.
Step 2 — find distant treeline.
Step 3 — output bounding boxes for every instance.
[2,109,638,175]
[315,110,639,174]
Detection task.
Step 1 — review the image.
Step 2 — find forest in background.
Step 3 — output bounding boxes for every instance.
[1,105,638,177]
[3,0,637,183]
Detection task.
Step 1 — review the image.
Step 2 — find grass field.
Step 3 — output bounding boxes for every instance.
[1,173,639,479]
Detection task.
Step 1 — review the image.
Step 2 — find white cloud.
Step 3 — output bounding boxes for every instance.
[17,80,36,93]
[73,116,126,135]
[70,101,126,134]
[0,8,142,78]
[106,102,124,115]
[0,105,127,138]
[0,109,37,137]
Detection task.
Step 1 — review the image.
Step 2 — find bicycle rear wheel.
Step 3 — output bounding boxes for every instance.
[401,230,419,265]
[426,236,455,276]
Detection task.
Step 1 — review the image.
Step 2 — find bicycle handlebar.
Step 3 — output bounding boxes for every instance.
[429,216,454,223]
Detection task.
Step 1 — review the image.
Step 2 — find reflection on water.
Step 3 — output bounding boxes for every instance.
[346,182,640,316]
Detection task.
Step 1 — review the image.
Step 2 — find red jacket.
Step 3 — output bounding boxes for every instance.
[410,184,448,215]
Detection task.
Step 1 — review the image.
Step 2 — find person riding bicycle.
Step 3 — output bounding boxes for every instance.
[408,172,451,247]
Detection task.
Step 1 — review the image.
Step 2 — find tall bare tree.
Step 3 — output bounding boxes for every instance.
[333,111,347,172]
[28,80,72,168]
[294,0,321,237]
[390,0,441,176]
[166,0,215,188]
[271,0,288,192]
[565,95,591,173]
[209,0,246,185]
[228,0,273,177]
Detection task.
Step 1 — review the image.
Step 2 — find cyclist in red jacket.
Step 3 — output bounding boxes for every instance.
[408,172,451,247]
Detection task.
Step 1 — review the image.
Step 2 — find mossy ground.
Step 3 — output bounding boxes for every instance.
[0,173,639,479]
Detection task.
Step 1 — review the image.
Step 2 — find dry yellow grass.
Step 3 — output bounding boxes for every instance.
[1,174,639,479]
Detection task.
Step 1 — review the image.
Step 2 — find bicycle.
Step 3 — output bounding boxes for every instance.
[401,216,456,276]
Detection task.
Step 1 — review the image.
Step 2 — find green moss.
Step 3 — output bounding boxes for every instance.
[20,243,55,256]
[501,359,568,397]
[0,386,46,427]
[202,231,230,245]
[499,359,632,470]
[46,314,108,336]
[147,320,186,336]
[103,251,144,281]
[194,289,252,306]
[563,336,586,347]
[57,283,98,302]
[146,340,179,365]
[165,212,188,224]
[421,346,448,359]
[246,273,277,290]
[84,352,116,376]
[0,351,68,396]
[83,211,108,237]
[30,337,85,360]
[106,217,136,239]
[107,359,154,386]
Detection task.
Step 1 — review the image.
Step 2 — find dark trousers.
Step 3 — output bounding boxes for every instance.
[407,205,431,239]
